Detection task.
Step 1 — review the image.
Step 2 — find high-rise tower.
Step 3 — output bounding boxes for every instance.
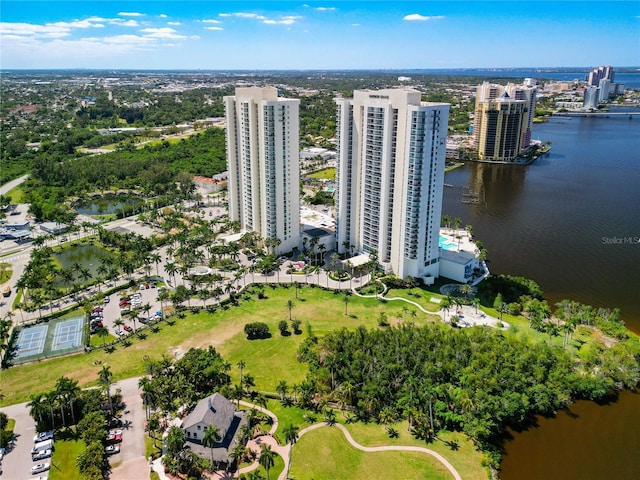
[224,87,300,254]
[335,89,449,280]
[473,80,536,162]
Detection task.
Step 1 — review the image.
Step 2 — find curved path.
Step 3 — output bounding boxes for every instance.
[288,422,462,480]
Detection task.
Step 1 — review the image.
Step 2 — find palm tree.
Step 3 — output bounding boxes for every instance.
[95,325,109,348]
[343,294,350,315]
[282,423,299,475]
[150,252,162,277]
[286,299,295,322]
[259,444,275,480]
[114,318,124,339]
[165,425,185,457]
[28,393,48,430]
[230,443,247,471]
[202,424,221,469]
[237,360,246,387]
[276,380,289,402]
[440,296,453,320]
[460,284,473,302]
[55,376,80,426]
[472,298,481,314]
[99,364,114,415]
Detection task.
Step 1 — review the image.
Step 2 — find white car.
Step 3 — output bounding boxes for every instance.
[32,463,50,474]
[33,431,53,443]
[32,449,53,461]
[105,445,121,455]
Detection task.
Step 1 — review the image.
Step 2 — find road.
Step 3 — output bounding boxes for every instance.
[0,174,29,197]
[0,376,147,480]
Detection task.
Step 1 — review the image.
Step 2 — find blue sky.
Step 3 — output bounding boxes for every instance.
[1,1,638,69]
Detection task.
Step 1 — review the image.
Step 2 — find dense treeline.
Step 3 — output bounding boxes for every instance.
[140,347,231,412]
[21,128,226,221]
[76,88,227,128]
[297,322,640,467]
[28,368,120,480]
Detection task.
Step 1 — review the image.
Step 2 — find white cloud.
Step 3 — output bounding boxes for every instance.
[140,27,187,39]
[48,19,104,29]
[403,14,445,22]
[119,12,145,17]
[0,22,69,38]
[167,22,181,26]
[159,14,167,18]
[315,7,336,12]
[204,27,224,31]
[201,19,222,24]
[263,15,301,25]
[116,19,140,27]
[218,12,300,25]
[352,23,360,27]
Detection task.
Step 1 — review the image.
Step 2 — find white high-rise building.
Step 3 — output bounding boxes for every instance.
[335,89,449,281]
[224,87,300,254]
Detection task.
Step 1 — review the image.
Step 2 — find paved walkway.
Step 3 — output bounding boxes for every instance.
[291,422,462,480]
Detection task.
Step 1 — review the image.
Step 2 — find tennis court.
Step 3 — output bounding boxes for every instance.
[12,315,86,364]
[15,325,48,358]
[51,317,84,352]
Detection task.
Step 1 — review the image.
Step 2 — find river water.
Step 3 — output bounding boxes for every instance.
[441,111,640,479]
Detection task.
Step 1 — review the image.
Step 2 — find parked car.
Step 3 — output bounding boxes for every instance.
[106,432,122,444]
[32,463,50,474]
[106,418,123,428]
[32,449,53,461]
[119,299,131,307]
[104,296,110,304]
[33,431,54,443]
[105,445,120,455]
[92,306,103,313]
[114,329,124,336]
[123,325,132,332]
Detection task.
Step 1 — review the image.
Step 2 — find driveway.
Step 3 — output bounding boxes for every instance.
[110,376,148,479]
[0,400,37,480]
[0,376,147,480]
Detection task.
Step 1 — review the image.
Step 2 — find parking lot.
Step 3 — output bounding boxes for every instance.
[95,282,165,338]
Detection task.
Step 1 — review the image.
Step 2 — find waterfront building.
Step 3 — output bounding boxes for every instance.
[598,78,611,103]
[335,88,449,281]
[473,80,536,162]
[583,86,599,110]
[587,65,615,86]
[224,87,300,254]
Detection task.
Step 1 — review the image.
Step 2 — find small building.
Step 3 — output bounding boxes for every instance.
[40,222,69,235]
[4,221,30,231]
[181,393,247,466]
[438,249,478,284]
[301,226,336,255]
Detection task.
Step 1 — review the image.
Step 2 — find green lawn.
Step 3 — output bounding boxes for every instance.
[1,286,438,405]
[289,425,455,480]
[307,168,335,180]
[0,262,12,283]
[6,186,26,203]
[342,421,487,480]
[48,437,85,480]
[385,287,444,312]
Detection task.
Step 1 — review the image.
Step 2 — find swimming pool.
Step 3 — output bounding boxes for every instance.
[439,235,457,251]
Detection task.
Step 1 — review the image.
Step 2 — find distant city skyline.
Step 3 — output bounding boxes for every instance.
[1,1,638,70]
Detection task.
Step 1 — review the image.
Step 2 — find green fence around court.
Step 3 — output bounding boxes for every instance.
[10,315,86,365]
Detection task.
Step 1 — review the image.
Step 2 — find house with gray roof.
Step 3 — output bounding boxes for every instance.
[181,393,247,465]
